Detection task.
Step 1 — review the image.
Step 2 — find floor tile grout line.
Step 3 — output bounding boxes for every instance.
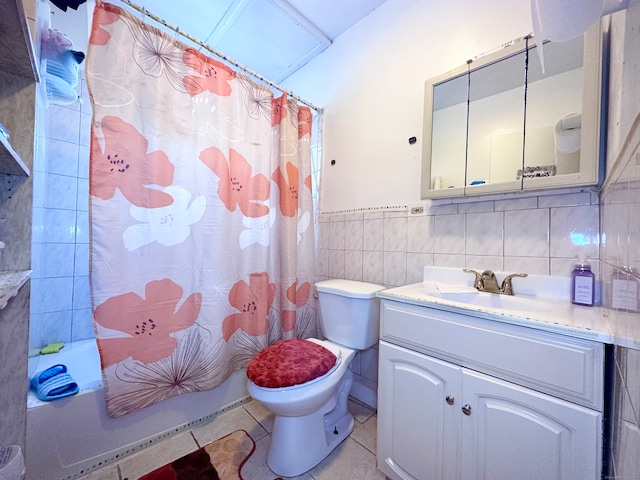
[242,404,271,437]
[190,430,202,449]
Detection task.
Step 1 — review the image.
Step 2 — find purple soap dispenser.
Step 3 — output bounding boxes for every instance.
[571,257,595,306]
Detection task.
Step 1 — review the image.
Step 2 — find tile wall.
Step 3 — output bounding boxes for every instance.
[29,74,92,350]
[599,4,640,476]
[317,190,600,286]
[600,118,640,478]
[316,189,601,404]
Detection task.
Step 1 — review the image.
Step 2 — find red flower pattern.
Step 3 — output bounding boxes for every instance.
[271,94,288,127]
[182,48,236,97]
[90,3,121,46]
[281,281,311,331]
[94,279,202,367]
[286,281,311,307]
[200,147,270,218]
[222,273,276,340]
[298,107,312,139]
[91,116,175,207]
[272,162,299,217]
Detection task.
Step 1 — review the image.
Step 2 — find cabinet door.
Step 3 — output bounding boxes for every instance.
[378,341,462,480]
[460,369,601,480]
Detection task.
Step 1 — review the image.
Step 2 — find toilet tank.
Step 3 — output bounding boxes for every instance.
[315,279,385,350]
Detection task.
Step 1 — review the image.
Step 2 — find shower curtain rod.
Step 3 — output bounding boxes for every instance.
[112,0,324,114]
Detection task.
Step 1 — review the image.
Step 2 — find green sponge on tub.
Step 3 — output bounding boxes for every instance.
[40,342,65,355]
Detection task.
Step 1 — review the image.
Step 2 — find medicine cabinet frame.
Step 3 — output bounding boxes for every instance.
[420,20,605,199]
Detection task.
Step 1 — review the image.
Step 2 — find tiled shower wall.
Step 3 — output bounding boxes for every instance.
[316,189,601,404]
[29,74,92,350]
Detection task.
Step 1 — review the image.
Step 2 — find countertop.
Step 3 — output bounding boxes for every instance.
[378,282,614,344]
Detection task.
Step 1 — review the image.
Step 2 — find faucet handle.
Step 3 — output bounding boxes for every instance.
[500,273,528,295]
[463,268,483,290]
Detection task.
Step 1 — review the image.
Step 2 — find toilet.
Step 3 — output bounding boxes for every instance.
[246,279,384,477]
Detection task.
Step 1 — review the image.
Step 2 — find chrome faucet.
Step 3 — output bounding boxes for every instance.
[500,272,528,295]
[463,269,527,295]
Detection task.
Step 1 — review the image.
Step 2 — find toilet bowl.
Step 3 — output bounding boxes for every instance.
[246,279,385,477]
[248,339,357,476]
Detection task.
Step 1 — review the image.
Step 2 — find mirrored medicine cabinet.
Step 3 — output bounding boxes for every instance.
[421,20,605,199]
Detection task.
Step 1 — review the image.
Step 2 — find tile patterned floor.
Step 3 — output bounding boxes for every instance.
[76,398,385,480]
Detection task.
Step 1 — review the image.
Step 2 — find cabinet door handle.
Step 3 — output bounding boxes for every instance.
[445,395,455,405]
[462,404,472,415]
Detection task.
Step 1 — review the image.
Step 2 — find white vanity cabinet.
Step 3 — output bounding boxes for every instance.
[377,299,605,480]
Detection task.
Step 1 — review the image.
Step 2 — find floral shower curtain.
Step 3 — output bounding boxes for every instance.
[86,2,317,418]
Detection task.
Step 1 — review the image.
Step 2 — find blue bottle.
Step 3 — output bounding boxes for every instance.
[571,258,595,306]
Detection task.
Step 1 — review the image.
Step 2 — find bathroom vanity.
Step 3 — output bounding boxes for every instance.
[376,270,612,480]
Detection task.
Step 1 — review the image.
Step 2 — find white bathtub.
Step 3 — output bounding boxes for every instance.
[26,339,249,480]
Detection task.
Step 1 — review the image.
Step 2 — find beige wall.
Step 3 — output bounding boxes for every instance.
[283,0,533,212]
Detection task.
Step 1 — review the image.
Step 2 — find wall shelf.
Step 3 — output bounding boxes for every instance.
[0,135,31,176]
[0,270,31,309]
[0,0,39,82]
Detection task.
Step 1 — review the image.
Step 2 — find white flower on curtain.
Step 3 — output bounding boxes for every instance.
[239,207,276,250]
[86,74,135,109]
[297,210,310,244]
[123,185,206,251]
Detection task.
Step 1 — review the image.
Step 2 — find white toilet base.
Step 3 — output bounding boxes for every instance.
[266,370,355,477]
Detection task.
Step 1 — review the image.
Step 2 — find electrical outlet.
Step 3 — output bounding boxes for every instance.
[410,206,424,215]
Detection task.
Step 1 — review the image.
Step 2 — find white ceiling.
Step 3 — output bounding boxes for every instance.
[132,0,389,83]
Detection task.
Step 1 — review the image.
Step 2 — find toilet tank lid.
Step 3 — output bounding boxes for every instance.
[316,279,385,298]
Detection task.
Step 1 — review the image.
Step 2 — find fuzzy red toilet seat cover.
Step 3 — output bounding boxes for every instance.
[247,338,338,388]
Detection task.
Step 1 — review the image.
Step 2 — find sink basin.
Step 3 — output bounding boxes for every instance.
[418,286,560,316]
[421,266,570,299]
[412,266,572,318]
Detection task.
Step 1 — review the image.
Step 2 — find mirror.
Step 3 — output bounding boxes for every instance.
[428,71,468,195]
[421,21,603,199]
[467,48,527,193]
